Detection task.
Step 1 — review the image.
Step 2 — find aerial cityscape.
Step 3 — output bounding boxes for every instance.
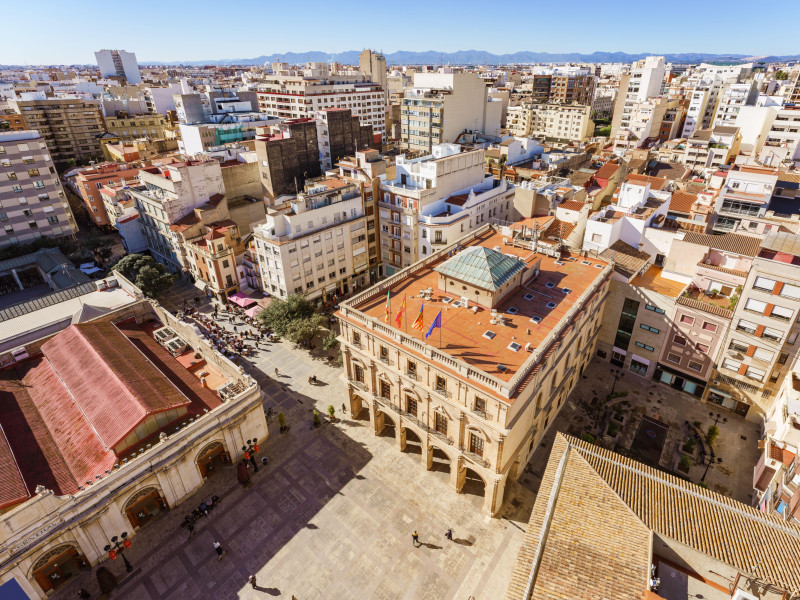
[1,3,800,599]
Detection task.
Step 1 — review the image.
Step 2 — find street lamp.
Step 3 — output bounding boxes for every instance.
[241,438,260,472]
[709,412,728,427]
[104,532,133,573]
[701,455,723,482]
[609,368,625,396]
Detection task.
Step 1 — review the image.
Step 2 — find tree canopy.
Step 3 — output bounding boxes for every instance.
[112,253,175,298]
[256,294,325,344]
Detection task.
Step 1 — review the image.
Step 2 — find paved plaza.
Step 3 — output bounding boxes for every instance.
[52,283,535,600]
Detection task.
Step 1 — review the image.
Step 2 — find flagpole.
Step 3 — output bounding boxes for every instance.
[439,311,442,348]
[404,294,408,334]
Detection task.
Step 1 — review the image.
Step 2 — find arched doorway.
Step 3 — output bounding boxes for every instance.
[196,441,231,478]
[462,467,486,498]
[430,446,451,473]
[380,412,396,438]
[403,428,422,454]
[31,544,88,593]
[351,392,370,422]
[123,486,169,529]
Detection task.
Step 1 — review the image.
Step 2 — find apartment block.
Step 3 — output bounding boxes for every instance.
[10,95,104,165]
[103,111,167,142]
[95,49,142,84]
[379,145,514,274]
[128,160,226,270]
[611,56,666,138]
[0,131,77,247]
[683,126,741,173]
[74,162,141,228]
[708,232,800,420]
[401,72,501,153]
[180,218,245,301]
[252,178,369,301]
[506,103,594,142]
[549,72,596,105]
[712,81,759,128]
[712,164,777,234]
[257,62,385,140]
[764,105,800,167]
[337,224,611,514]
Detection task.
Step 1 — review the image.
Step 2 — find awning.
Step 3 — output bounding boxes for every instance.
[708,387,732,398]
[245,305,265,318]
[194,279,208,291]
[228,292,256,307]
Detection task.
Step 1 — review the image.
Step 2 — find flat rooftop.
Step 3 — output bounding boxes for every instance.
[347,227,609,388]
[630,266,686,298]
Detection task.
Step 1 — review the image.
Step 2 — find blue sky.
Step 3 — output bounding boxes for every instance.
[2,0,799,64]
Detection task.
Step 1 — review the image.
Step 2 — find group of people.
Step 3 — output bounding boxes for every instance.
[183,495,221,537]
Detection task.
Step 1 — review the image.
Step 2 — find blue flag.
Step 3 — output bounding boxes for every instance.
[425,310,442,340]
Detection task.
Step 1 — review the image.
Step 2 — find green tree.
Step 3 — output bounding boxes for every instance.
[776,70,789,80]
[112,253,175,298]
[322,329,339,351]
[706,425,720,446]
[85,230,114,266]
[256,294,324,343]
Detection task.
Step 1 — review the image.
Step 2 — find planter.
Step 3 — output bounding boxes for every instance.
[677,455,692,473]
[607,422,621,438]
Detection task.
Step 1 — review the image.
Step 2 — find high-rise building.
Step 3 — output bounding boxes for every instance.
[94,49,142,84]
[610,56,666,139]
[0,131,78,247]
[257,62,385,140]
[359,49,388,103]
[9,95,104,166]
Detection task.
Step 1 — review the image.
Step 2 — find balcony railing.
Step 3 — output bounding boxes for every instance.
[374,395,453,444]
[459,447,490,468]
[471,407,488,419]
[379,356,392,366]
[348,377,369,392]
[433,386,451,399]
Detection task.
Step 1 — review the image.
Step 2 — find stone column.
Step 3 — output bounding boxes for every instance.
[423,439,433,470]
[397,426,407,451]
[485,474,507,516]
[454,459,467,492]
[373,407,385,436]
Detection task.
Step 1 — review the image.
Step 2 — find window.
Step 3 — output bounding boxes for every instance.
[753,276,776,292]
[722,357,741,371]
[640,324,660,333]
[672,335,687,346]
[680,315,695,325]
[380,380,391,399]
[788,331,799,345]
[474,396,487,415]
[435,375,446,393]
[352,331,361,347]
[702,322,717,332]
[729,339,749,353]
[469,432,484,457]
[27,168,39,177]
[635,341,654,352]
[737,319,757,334]
[688,361,703,372]
[771,305,793,321]
[745,298,767,314]
[6,173,16,181]
[645,304,665,314]
[666,353,681,364]
[379,346,389,361]
[354,364,364,383]
[434,412,448,436]
[696,343,709,354]
[753,347,774,362]
[763,327,783,342]
[779,353,789,365]
[745,366,765,381]
[407,360,416,377]
[406,395,417,416]
[780,284,800,300]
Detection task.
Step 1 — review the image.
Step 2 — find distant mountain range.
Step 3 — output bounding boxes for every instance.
[141,50,800,66]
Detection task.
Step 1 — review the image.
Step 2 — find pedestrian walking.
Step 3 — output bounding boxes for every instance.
[412,530,419,547]
[212,540,227,560]
[248,575,257,589]
[78,589,91,600]
[341,402,346,415]
[274,367,279,377]
[445,528,453,541]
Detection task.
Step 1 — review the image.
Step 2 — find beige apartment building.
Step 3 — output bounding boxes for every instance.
[506,103,594,142]
[707,232,800,421]
[252,177,370,301]
[336,223,611,515]
[103,112,167,142]
[10,96,104,165]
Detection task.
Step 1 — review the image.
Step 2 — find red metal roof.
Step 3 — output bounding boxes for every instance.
[41,323,190,448]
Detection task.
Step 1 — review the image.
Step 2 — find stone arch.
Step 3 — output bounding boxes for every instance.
[30,544,81,577]
[195,440,230,478]
[122,485,169,528]
[461,466,487,498]
[122,486,162,512]
[30,543,88,593]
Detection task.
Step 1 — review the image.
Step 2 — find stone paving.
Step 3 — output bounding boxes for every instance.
[523,359,762,503]
[52,282,535,600]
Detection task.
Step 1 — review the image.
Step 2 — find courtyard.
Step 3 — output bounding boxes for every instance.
[51,283,535,600]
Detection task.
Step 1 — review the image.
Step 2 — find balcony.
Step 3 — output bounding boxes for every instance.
[433,386,451,399]
[471,407,488,420]
[430,238,448,246]
[348,377,369,393]
[374,395,453,444]
[379,355,393,366]
[460,447,490,468]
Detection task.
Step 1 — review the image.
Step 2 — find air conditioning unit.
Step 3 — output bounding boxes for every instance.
[153,326,179,346]
[731,590,758,600]
[165,337,188,357]
[96,279,108,290]
[106,278,118,288]
[10,346,29,362]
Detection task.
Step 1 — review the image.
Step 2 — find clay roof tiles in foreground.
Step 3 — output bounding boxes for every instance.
[506,433,800,600]
[680,232,762,257]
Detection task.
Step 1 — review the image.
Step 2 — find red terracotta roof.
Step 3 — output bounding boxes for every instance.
[41,323,191,448]
[624,173,669,189]
[594,162,619,180]
[557,200,585,212]
[669,190,698,214]
[0,421,28,508]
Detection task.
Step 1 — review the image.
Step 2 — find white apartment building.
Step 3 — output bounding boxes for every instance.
[94,49,141,84]
[683,126,742,174]
[611,56,666,138]
[713,164,778,235]
[506,103,594,142]
[379,145,513,274]
[401,72,502,153]
[764,105,800,167]
[128,161,226,270]
[712,81,759,128]
[612,97,668,155]
[179,112,278,156]
[252,178,369,300]
[682,88,711,138]
[257,62,385,139]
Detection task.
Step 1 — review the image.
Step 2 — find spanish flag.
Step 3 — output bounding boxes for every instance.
[394,296,406,328]
[384,290,390,322]
[412,302,424,330]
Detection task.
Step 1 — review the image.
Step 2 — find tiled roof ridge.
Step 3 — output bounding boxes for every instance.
[676,295,733,318]
[565,433,800,539]
[696,261,748,278]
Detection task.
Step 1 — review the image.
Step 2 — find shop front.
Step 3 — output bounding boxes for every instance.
[196,441,231,478]
[707,387,750,417]
[31,545,88,594]
[124,487,169,529]
[653,363,707,398]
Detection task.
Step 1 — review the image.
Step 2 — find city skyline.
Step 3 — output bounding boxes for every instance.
[1,0,799,64]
